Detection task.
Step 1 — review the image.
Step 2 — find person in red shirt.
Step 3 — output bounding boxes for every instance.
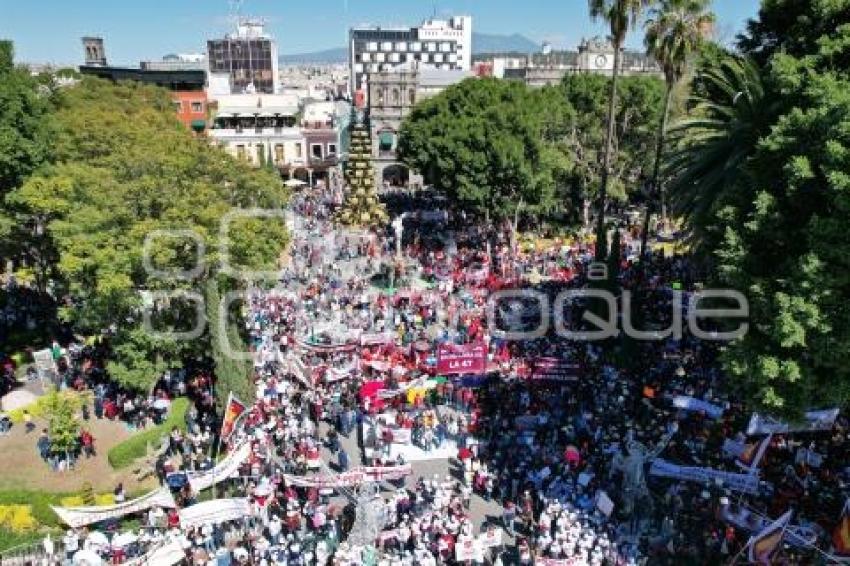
[80,429,95,458]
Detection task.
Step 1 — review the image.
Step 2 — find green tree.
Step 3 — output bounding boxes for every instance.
[641,0,714,255]
[399,78,557,223]
[665,57,779,257]
[6,78,289,392]
[0,40,54,271]
[44,390,80,455]
[671,1,850,417]
[588,0,652,259]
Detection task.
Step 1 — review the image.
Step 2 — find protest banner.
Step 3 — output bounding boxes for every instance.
[478,527,503,549]
[178,498,252,529]
[718,504,817,548]
[455,537,479,561]
[746,408,839,435]
[649,458,762,494]
[52,487,176,528]
[437,343,487,375]
[187,442,251,492]
[123,539,185,566]
[283,464,412,488]
[595,490,614,517]
[361,331,396,346]
[531,357,580,382]
[670,395,725,419]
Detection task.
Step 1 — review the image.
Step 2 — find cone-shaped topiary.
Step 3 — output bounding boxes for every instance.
[336,115,388,228]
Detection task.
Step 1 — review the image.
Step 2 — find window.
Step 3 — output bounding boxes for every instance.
[408,89,416,105]
[391,89,400,105]
[173,101,183,112]
[377,88,385,105]
[311,144,323,159]
[275,144,284,163]
[190,101,203,113]
[256,144,264,163]
[236,145,246,160]
[295,143,302,158]
[327,144,337,156]
[378,131,394,152]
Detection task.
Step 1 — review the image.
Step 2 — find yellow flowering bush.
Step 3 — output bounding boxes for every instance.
[0,506,37,532]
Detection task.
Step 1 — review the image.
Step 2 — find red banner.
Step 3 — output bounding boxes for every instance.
[437,343,487,375]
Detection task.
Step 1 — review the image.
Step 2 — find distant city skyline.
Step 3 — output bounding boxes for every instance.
[0,0,761,66]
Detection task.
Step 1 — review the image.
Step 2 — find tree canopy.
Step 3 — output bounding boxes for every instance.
[5,76,289,391]
[669,0,850,417]
[397,74,663,226]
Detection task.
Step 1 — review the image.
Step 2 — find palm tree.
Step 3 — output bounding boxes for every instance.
[588,0,652,260]
[664,56,779,256]
[640,0,715,257]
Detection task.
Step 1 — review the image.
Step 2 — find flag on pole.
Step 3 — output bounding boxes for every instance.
[737,434,772,472]
[220,392,247,441]
[833,499,850,556]
[747,509,792,564]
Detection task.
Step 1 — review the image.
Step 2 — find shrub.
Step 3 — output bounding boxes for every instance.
[7,390,93,424]
[58,496,84,507]
[93,493,114,506]
[0,506,37,533]
[107,397,190,469]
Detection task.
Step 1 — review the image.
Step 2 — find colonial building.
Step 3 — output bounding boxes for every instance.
[209,95,349,186]
[349,16,472,101]
[475,37,661,87]
[367,66,470,190]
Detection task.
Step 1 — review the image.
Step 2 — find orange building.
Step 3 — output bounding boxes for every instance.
[172,91,208,135]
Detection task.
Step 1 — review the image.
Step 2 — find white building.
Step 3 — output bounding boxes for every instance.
[349,15,472,99]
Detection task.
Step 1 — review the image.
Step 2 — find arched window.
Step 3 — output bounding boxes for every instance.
[408,89,416,105]
[377,88,385,105]
[391,88,400,105]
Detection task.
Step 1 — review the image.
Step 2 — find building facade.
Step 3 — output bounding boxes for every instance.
[209,95,349,186]
[207,19,279,95]
[367,67,469,190]
[475,37,661,87]
[349,16,472,100]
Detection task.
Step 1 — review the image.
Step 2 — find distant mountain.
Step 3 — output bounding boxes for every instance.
[278,32,540,64]
[279,47,348,64]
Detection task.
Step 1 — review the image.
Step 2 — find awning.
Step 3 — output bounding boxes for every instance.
[191,119,206,131]
[379,131,394,146]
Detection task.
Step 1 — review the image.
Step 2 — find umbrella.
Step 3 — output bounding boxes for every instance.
[285,178,307,188]
[112,532,138,547]
[73,550,103,565]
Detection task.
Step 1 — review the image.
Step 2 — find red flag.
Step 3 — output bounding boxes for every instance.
[220,392,247,441]
[833,499,850,556]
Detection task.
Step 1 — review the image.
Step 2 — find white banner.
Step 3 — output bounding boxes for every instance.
[187,442,252,492]
[178,498,252,529]
[670,395,725,419]
[52,487,176,528]
[649,459,761,494]
[455,537,480,561]
[123,539,185,566]
[719,504,818,548]
[746,408,839,435]
[595,490,614,517]
[378,424,413,445]
[478,528,503,549]
[283,464,412,488]
[361,331,396,346]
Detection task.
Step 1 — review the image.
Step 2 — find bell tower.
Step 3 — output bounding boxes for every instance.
[81,36,107,67]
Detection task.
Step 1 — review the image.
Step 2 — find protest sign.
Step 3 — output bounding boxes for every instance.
[52,487,176,528]
[746,408,839,435]
[178,498,252,529]
[437,343,487,375]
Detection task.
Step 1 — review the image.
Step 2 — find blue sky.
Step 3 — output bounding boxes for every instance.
[0,0,761,65]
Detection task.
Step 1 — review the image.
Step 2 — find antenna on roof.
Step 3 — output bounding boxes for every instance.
[228,0,244,25]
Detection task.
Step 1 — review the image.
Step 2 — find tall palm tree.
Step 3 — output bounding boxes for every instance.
[664,56,779,256]
[640,0,715,257]
[588,0,652,260]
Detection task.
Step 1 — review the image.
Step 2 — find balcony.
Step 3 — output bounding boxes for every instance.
[309,155,339,168]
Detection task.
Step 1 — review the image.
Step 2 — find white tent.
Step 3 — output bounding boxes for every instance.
[284,178,307,188]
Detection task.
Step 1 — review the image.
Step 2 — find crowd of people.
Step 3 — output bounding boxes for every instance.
[10,185,850,566]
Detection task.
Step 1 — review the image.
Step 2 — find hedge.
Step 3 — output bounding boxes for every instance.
[107,397,190,469]
[7,390,93,424]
